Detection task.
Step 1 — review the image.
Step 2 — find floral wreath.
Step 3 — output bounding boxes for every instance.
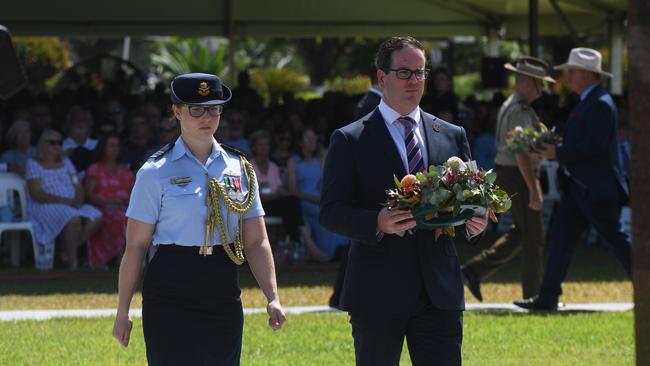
[385,157,512,238]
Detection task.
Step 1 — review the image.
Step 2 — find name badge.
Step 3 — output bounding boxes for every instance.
[170,176,192,185]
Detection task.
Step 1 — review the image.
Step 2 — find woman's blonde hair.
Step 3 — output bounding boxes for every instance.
[36,129,63,162]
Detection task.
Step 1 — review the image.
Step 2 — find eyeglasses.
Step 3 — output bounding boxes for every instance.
[187,105,223,118]
[46,139,63,146]
[384,68,430,81]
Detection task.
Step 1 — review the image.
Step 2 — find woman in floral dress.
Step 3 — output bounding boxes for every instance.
[85,134,135,267]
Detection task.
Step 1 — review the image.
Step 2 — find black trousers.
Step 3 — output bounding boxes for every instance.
[142,245,243,366]
[539,184,631,302]
[349,290,463,366]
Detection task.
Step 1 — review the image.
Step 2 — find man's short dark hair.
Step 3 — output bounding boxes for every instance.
[375,36,425,71]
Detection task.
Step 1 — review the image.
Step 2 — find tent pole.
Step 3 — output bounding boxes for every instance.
[529,0,539,57]
[487,28,499,57]
[122,35,131,61]
[225,0,236,84]
[609,19,624,96]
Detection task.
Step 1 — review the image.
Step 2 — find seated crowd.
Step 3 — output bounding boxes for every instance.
[1,67,589,269]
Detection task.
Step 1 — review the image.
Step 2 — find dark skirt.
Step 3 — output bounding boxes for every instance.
[142,244,243,366]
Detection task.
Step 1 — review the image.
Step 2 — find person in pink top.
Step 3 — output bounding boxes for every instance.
[249,130,327,261]
[84,134,135,267]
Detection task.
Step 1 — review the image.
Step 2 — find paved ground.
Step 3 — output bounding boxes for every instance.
[0,303,634,321]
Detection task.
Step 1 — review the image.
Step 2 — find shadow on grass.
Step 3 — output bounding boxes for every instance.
[470,309,632,317]
[0,231,629,296]
[0,261,340,296]
[456,233,630,283]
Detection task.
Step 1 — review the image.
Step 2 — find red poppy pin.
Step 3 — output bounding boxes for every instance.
[432,124,441,133]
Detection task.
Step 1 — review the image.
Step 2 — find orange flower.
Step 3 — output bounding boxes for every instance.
[401,174,418,192]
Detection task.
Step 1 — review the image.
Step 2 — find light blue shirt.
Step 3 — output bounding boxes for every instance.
[63,136,98,151]
[126,136,264,246]
[0,147,37,168]
[378,99,429,171]
[580,83,599,101]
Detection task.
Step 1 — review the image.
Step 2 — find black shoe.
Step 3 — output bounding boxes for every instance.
[328,294,340,309]
[461,266,483,302]
[514,295,563,311]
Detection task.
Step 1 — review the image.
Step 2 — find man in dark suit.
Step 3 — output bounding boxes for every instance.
[320,36,488,366]
[515,48,631,310]
[353,76,382,119]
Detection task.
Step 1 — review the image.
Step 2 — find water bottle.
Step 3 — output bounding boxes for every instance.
[35,241,54,270]
[292,240,305,262]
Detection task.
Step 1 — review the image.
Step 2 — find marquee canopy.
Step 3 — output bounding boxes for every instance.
[2,0,626,38]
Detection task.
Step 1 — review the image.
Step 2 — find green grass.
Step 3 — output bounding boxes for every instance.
[0,235,633,310]
[0,227,636,365]
[0,312,634,365]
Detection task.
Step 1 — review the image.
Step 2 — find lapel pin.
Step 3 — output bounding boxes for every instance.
[432,124,441,133]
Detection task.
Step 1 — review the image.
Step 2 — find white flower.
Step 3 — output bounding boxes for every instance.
[514,126,524,133]
[445,156,467,172]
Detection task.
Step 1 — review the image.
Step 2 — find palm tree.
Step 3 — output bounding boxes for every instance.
[151,37,229,80]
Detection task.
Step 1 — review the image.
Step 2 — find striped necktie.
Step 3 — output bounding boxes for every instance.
[398,116,425,174]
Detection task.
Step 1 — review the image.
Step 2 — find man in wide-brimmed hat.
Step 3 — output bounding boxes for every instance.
[515,47,631,310]
[462,56,554,303]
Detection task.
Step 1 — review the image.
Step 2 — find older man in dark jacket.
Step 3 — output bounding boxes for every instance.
[515,48,631,310]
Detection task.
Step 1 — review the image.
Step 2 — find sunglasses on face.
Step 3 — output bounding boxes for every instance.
[384,68,430,80]
[46,139,63,146]
[187,105,223,118]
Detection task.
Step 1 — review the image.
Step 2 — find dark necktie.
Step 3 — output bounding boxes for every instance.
[398,116,424,174]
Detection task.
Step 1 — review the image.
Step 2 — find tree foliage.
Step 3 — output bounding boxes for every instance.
[151,37,230,81]
[14,37,71,90]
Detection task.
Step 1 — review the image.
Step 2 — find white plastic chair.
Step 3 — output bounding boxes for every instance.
[0,173,38,267]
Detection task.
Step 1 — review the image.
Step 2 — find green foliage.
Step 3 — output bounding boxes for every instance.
[151,36,307,97]
[151,37,230,81]
[250,68,311,105]
[325,75,371,96]
[453,72,482,99]
[506,123,562,153]
[235,37,301,71]
[14,37,71,89]
[329,38,383,77]
[386,157,512,234]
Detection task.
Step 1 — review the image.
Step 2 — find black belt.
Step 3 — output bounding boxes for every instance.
[156,244,233,252]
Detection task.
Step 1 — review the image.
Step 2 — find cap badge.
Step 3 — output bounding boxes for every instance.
[198,82,210,97]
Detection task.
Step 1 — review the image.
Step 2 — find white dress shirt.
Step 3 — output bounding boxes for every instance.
[377,99,429,172]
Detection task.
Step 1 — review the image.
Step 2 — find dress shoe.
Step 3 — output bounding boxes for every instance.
[461,266,483,302]
[514,295,564,311]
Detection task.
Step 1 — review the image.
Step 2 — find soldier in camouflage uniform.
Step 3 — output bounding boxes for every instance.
[462,57,556,301]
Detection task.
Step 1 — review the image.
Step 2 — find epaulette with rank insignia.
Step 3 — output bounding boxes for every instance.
[149,142,175,161]
[221,143,245,157]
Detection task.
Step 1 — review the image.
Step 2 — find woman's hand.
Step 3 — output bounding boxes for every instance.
[266,299,286,331]
[112,314,133,347]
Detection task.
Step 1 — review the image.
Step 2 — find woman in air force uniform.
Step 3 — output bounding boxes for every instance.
[112,73,286,366]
